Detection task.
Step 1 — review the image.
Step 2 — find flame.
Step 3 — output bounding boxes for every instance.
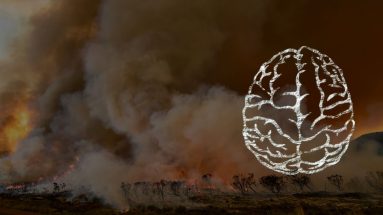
[0,103,33,153]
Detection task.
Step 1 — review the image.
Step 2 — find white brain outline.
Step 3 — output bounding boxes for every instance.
[242,46,355,175]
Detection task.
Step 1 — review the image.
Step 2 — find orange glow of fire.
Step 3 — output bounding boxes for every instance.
[0,104,33,153]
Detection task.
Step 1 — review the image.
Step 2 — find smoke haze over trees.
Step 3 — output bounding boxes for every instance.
[0,0,382,208]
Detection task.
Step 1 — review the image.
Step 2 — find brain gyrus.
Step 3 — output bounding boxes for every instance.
[242,46,355,175]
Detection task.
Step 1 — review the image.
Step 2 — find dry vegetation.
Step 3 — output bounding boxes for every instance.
[0,172,383,214]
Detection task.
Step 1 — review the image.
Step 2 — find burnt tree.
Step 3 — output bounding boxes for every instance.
[232,173,257,194]
[288,174,312,192]
[327,174,343,191]
[259,175,285,194]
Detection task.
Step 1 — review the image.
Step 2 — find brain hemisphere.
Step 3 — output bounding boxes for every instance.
[243,46,355,175]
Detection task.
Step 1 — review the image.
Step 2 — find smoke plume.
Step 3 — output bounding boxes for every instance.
[0,0,382,209]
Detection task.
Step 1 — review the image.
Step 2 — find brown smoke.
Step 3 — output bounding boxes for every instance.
[0,0,268,208]
[0,0,382,209]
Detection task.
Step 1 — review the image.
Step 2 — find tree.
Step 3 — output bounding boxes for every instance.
[53,182,60,193]
[288,174,312,192]
[327,174,343,191]
[60,183,66,191]
[232,175,246,194]
[152,180,167,200]
[259,175,285,193]
[121,182,131,199]
[170,181,184,196]
[245,173,257,193]
[365,171,383,192]
[232,173,257,194]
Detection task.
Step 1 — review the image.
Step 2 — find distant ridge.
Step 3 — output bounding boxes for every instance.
[352,132,383,155]
[354,132,383,142]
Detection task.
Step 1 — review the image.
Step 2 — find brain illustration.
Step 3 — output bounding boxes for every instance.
[242,46,355,175]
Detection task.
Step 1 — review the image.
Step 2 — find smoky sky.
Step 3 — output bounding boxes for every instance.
[204,0,383,135]
[1,0,382,134]
[0,0,382,209]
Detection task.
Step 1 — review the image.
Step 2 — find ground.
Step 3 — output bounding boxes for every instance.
[0,192,382,214]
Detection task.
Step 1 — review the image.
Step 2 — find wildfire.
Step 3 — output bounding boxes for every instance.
[0,103,33,153]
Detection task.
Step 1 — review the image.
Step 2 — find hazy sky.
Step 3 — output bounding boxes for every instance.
[0,0,49,58]
[1,0,382,136]
[203,0,383,136]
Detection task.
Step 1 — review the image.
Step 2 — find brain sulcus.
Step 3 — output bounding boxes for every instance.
[243,46,355,175]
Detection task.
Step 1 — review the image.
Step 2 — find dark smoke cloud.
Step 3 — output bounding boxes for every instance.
[0,0,382,209]
[0,0,269,208]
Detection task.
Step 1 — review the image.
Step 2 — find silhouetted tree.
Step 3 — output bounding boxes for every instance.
[245,173,257,193]
[365,171,383,192]
[259,175,285,193]
[288,174,312,192]
[327,174,343,191]
[170,181,184,196]
[60,183,66,191]
[152,180,167,200]
[232,173,257,194]
[232,175,246,194]
[53,182,60,193]
[121,182,131,199]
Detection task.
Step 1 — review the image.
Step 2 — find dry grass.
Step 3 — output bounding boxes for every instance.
[0,191,382,214]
